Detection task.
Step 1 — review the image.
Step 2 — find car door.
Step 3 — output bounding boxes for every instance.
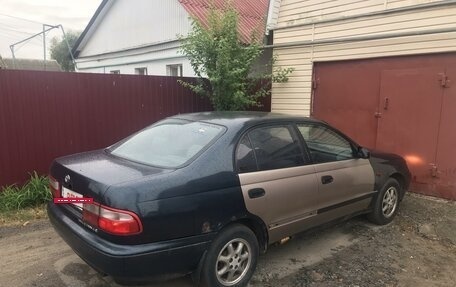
[237,124,319,243]
[296,123,376,216]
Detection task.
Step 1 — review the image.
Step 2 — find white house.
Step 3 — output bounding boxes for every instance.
[73,0,274,76]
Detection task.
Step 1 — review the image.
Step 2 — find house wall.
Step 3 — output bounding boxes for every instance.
[271,0,456,115]
[75,0,195,76]
[78,0,192,57]
[76,42,196,76]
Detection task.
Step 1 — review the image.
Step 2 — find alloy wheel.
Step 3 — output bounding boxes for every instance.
[382,186,398,218]
[215,238,252,286]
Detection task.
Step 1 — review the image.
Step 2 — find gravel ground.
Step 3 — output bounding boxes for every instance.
[0,193,454,287]
[257,193,456,287]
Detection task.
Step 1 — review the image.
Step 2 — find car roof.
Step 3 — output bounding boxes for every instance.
[170,111,323,129]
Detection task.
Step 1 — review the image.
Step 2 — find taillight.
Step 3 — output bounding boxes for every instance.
[82,202,142,236]
[49,176,60,198]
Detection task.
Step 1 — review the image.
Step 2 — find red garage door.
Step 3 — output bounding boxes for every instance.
[312,54,456,200]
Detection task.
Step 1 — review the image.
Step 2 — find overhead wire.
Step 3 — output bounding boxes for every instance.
[0,29,41,42]
[0,26,35,36]
[0,13,43,25]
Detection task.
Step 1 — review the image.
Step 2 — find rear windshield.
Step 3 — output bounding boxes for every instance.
[110,119,225,168]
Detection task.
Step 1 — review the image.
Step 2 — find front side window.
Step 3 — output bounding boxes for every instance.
[298,124,354,163]
[245,126,305,172]
[111,119,225,168]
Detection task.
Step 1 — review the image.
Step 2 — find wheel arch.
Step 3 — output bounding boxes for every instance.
[389,172,406,200]
[229,216,269,253]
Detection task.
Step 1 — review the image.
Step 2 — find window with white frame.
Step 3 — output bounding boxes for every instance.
[110,70,120,74]
[135,67,148,75]
[167,64,183,77]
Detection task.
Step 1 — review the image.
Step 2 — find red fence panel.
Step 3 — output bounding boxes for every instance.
[0,70,270,187]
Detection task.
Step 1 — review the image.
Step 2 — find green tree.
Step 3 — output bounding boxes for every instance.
[179,4,293,111]
[50,31,80,72]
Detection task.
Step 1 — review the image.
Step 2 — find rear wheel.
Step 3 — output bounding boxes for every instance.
[201,224,259,287]
[368,178,401,225]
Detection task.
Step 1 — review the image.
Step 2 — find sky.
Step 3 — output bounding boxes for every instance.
[0,0,102,59]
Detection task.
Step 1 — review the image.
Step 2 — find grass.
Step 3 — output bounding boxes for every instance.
[0,172,51,212]
[0,204,48,226]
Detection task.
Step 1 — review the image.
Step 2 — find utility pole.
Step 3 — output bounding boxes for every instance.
[43,24,47,71]
[10,46,16,69]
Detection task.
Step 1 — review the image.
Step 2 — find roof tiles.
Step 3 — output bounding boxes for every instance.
[178,0,269,43]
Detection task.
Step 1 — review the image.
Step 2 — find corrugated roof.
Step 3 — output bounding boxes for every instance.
[178,0,269,43]
[1,58,62,72]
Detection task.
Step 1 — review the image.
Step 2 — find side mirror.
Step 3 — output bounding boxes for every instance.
[357,147,370,159]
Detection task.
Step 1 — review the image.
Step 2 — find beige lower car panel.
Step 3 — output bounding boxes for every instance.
[314,159,375,208]
[239,159,375,244]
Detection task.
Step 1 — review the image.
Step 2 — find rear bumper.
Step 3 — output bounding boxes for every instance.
[47,203,213,280]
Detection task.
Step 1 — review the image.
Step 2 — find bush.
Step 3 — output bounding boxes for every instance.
[0,172,51,211]
[179,3,293,110]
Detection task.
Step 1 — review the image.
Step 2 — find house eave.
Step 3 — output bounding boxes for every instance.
[72,0,112,58]
[75,39,182,62]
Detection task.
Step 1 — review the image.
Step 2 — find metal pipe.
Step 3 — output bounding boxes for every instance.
[265,27,456,49]
[43,24,47,71]
[9,45,15,69]
[59,25,77,70]
[9,25,58,48]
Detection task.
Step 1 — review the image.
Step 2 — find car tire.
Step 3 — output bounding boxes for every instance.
[200,224,259,287]
[368,178,402,225]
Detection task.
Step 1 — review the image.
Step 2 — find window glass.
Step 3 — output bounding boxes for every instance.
[111,119,224,168]
[298,124,354,163]
[135,67,147,75]
[167,64,183,77]
[236,136,257,173]
[248,126,304,171]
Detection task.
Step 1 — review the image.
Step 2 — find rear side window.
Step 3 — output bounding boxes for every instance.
[236,125,305,172]
[111,119,225,168]
[236,136,257,173]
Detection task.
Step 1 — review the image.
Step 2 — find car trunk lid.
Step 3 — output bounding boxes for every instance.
[50,149,171,205]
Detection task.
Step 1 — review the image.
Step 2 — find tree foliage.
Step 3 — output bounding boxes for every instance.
[50,31,80,72]
[179,4,293,111]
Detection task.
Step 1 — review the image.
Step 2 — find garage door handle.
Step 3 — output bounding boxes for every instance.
[248,188,265,199]
[321,175,334,184]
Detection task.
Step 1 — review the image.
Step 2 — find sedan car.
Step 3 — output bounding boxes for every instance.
[48,111,411,287]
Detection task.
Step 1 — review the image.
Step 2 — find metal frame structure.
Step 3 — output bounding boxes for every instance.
[9,24,75,70]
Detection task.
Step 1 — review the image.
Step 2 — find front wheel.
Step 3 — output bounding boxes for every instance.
[201,224,259,287]
[368,178,401,225]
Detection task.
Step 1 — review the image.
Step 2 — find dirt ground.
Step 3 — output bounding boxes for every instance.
[0,193,454,287]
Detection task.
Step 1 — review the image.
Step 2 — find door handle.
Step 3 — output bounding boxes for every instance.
[248,188,265,199]
[321,175,334,184]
